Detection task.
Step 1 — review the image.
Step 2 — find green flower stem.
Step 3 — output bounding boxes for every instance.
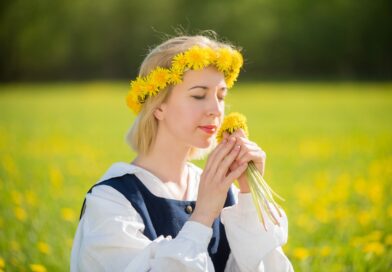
[244,161,285,230]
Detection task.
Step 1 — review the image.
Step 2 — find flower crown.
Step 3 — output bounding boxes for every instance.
[126,45,244,114]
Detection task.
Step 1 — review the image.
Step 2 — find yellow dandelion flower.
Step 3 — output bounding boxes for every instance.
[225,68,240,89]
[144,81,158,97]
[171,53,187,71]
[61,208,76,222]
[293,247,310,261]
[231,50,244,71]
[30,263,47,272]
[37,242,51,255]
[169,69,183,85]
[363,242,385,255]
[126,92,141,114]
[0,257,4,268]
[149,67,171,89]
[215,48,233,72]
[216,112,248,143]
[14,207,27,221]
[184,46,210,70]
[130,77,146,97]
[205,47,217,63]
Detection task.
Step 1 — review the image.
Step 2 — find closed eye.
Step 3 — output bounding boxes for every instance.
[192,95,205,100]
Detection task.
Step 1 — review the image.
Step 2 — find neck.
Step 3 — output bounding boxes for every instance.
[132,129,191,186]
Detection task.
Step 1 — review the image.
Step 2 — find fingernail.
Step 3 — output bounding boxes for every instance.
[235,145,240,150]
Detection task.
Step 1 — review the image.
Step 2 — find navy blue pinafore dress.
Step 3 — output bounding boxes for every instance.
[79,173,236,272]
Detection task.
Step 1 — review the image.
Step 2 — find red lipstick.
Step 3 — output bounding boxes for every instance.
[199,125,217,134]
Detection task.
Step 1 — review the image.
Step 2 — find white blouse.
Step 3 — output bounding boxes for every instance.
[70,162,294,272]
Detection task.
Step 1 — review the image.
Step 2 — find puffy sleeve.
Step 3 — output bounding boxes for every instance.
[221,186,294,272]
[71,185,215,272]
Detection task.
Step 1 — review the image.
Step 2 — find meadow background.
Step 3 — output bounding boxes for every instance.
[0,82,391,271]
[1,0,392,271]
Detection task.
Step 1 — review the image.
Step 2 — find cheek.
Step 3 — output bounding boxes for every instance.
[166,102,199,131]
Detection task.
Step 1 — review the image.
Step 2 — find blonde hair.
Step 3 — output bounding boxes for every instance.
[125,32,240,160]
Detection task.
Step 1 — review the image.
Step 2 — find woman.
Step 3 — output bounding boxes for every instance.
[71,33,294,271]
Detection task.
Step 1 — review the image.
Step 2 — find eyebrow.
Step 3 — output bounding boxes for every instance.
[188,85,228,91]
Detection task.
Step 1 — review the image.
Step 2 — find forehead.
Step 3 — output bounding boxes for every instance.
[181,66,227,88]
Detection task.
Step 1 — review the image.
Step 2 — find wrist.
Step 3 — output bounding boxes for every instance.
[238,176,250,193]
[189,210,215,227]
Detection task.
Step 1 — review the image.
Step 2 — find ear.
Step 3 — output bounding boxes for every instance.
[153,104,166,120]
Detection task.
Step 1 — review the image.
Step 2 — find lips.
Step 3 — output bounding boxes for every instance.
[199,125,217,134]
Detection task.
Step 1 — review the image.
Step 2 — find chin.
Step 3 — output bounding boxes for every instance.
[196,135,217,149]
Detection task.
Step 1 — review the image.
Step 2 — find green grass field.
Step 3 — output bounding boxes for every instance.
[0,82,391,271]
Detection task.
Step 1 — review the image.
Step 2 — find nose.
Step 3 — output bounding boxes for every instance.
[206,94,223,117]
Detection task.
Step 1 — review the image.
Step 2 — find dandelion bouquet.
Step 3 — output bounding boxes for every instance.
[217,112,285,231]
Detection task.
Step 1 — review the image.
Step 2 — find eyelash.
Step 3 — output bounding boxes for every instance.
[192,96,225,101]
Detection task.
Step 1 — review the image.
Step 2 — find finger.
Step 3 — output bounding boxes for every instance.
[224,162,248,187]
[234,143,259,164]
[237,152,266,175]
[215,143,242,180]
[204,138,228,173]
[207,136,237,175]
[237,150,264,165]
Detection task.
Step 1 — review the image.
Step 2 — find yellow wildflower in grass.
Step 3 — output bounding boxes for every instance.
[25,190,38,206]
[365,230,382,242]
[0,257,4,268]
[357,210,372,226]
[385,234,392,245]
[2,155,19,178]
[30,264,47,272]
[363,242,385,256]
[11,190,23,205]
[49,166,63,188]
[216,112,284,231]
[184,46,210,70]
[319,245,332,257]
[14,207,27,221]
[66,238,73,248]
[61,208,76,222]
[293,247,310,261]
[10,240,20,252]
[387,204,392,218]
[37,242,51,255]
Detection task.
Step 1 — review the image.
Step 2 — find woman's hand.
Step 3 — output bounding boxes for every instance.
[191,136,248,227]
[223,129,267,193]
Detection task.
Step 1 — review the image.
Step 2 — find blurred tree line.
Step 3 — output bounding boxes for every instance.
[0,0,391,82]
